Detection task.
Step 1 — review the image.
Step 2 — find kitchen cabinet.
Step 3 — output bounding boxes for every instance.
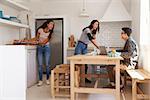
[0,45,36,100]
[67,47,76,57]
[0,56,2,100]
[27,48,37,88]
[0,45,27,100]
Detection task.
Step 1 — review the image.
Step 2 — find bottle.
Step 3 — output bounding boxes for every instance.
[112,49,116,57]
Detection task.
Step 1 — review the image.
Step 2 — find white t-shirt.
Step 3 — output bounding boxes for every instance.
[38,28,50,45]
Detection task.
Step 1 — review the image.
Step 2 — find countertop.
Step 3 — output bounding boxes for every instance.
[67,46,123,50]
[25,45,37,50]
[0,45,37,50]
[67,47,94,50]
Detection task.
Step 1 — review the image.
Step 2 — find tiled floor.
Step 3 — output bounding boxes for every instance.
[27,82,132,100]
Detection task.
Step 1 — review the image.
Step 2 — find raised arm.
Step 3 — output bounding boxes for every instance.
[87,33,99,49]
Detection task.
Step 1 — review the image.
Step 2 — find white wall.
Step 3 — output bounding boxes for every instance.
[97,22,131,47]
[131,0,150,72]
[140,0,150,96]
[131,0,142,67]
[122,0,131,13]
[131,0,140,43]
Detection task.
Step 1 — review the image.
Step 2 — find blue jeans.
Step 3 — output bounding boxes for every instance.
[74,41,88,55]
[37,45,50,81]
[74,41,89,74]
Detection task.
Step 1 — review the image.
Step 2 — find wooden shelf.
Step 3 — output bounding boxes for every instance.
[1,0,29,11]
[0,18,29,28]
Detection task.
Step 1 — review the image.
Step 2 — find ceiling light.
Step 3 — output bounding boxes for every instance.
[79,0,89,17]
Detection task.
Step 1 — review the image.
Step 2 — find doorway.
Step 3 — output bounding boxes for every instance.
[35,18,64,69]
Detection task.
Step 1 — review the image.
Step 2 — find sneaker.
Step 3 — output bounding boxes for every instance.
[37,81,43,86]
[46,80,50,85]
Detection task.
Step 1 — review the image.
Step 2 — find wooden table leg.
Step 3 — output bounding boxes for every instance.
[51,70,55,98]
[75,71,79,87]
[56,73,59,92]
[132,79,137,100]
[70,61,75,100]
[81,64,85,85]
[116,61,120,100]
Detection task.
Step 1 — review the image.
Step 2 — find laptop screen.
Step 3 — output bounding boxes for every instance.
[98,46,107,55]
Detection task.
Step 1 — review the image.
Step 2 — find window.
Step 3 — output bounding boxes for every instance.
[140,0,150,72]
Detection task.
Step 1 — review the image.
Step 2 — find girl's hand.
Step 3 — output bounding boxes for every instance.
[31,41,39,45]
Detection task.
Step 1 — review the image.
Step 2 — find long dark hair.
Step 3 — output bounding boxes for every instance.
[83,20,100,34]
[36,20,54,36]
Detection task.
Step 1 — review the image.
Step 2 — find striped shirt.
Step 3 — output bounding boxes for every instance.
[117,37,139,69]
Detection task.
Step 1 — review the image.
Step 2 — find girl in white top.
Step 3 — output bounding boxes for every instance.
[35,20,55,86]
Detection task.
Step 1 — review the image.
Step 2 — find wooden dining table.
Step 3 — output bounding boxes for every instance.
[67,55,123,100]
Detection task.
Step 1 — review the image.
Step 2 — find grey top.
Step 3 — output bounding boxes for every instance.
[117,37,139,68]
[79,28,92,44]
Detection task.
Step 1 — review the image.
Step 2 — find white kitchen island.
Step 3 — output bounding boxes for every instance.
[0,45,37,100]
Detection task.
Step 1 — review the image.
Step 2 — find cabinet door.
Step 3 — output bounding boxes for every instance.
[27,49,37,88]
[0,46,26,100]
[0,56,2,100]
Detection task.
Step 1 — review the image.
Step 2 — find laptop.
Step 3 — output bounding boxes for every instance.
[99,46,107,55]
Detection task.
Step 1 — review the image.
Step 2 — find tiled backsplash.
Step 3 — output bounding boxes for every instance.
[96,22,131,47]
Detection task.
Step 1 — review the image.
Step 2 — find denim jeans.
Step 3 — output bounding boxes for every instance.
[37,45,50,81]
[74,41,89,74]
[74,41,88,55]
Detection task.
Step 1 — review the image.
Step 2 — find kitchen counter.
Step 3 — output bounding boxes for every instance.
[0,45,37,100]
[25,45,37,49]
[4,45,37,49]
[67,46,123,50]
[67,47,123,62]
[67,47,94,50]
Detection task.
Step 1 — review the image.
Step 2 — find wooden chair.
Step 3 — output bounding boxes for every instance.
[51,64,70,98]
